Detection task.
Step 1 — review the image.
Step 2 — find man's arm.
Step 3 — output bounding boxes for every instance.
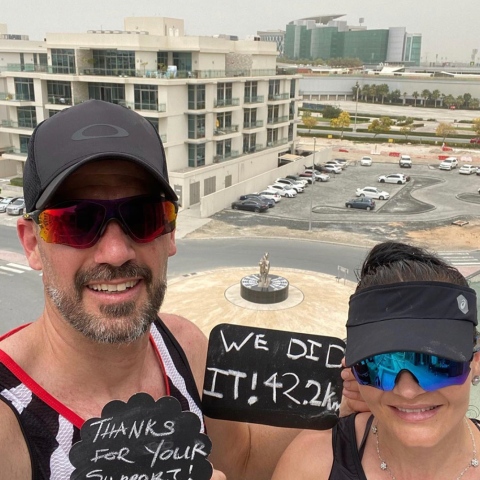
[0,400,31,479]
[162,314,300,480]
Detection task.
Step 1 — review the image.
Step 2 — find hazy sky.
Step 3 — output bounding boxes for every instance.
[3,0,479,63]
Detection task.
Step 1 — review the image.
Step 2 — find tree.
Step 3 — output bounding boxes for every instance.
[472,118,480,136]
[330,111,351,138]
[367,117,393,137]
[412,91,419,107]
[443,94,455,108]
[322,105,342,119]
[421,89,431,107]
[455,95,465,109]
[469,98,480,110]
[387,89,401,104]
[436,122,456,142]
[301,111,318,133]
[431,89,441,108]
[463,93,472,108]
[400,124,416,141]
[377,84,390,104]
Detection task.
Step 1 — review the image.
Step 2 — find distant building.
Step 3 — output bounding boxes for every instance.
[284,15,422,66]
[0,18,301,213]
[257,30,285,56]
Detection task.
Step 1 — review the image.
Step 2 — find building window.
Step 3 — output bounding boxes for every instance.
[51,49,76,74]
[17,107,37,128]
[188,144,205,167]
[14,78,34,101]
[217,82,232,106]
[157,51,168,70]
[216,139,232,159]
[267,128,279,146]
[134,84,158,110]
[243,133,257,153]
[19,135,30,154]
[268,79,280,98]
[290,79,296,98]
[47,80,72,105]
[148,118,159,131]
[88,83,125,105]
[173,52,192,73]
[188,85,206,109]
[268,105,279,123]
[244,81,258,102]
[92,50,135,76]
[244,108,258,128]
[188,115,205,139]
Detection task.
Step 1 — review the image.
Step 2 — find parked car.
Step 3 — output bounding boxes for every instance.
[334,158,349,168]
[399,155,412,168]
[322,164,342,174]
[458,164,477,175]
[378,174,407,184]
[439,157,458,170]
[286,175,309,186]
[255,190,282,203]
[231,198,269,213]
[345,197,376,210]
[300,170,330,182]
[469,138,480,144]
[268,184,297,198]
[477,167,480,176]
[325,160,345,169]
[356,187,390,200]
[239,194,275,208]
[6,197,26,216]
[0,196,20,213]
[275,178,304,193]
[360,156,373,166]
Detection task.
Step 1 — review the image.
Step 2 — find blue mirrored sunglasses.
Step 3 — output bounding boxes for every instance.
[351,351,471,391]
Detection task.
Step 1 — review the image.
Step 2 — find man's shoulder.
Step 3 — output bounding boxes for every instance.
[160,313,207,343]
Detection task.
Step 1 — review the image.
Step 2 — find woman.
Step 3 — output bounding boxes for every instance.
[273,241,480,479]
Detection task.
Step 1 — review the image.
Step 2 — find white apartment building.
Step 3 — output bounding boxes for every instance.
[0,18,302,214]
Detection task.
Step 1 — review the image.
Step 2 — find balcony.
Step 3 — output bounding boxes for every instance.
[0,92,35,104]
[47,95,73,105]
[214,98,240,108]
[267,116,289,125]
[244,95,265,104]
[267,93,290,101]
[243,120,263,129]
[213,150,239,163]
[0,120,36,131]
[117,100,166,112]
[242,144,264,154]
[266,137,288,148]
[214,125,239,136]
[187,101,206,111]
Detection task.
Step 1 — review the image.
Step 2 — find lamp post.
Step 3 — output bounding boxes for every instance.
[308,137,316,231]
[353,82,360,132]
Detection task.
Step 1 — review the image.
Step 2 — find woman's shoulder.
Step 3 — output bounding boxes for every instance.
[272,428,334,480]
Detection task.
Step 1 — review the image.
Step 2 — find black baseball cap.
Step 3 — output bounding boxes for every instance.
[23,99,177,213]
[345,281,478,366]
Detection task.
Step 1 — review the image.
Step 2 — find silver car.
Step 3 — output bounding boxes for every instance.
[0,197,19,213]
[6,197,26,216]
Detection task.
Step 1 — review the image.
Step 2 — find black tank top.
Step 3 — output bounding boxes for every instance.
[329,414,480,479]
[0,317,204,480]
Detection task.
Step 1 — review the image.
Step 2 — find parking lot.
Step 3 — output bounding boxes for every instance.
[223,160,480,227]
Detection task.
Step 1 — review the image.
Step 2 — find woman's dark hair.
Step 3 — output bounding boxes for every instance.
[356,241,468,292]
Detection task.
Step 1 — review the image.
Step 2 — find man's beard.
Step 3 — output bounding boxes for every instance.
[46,262,166,344]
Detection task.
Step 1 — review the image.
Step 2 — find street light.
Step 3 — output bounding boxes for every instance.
[353,82,360,132]
[308,137,316,231]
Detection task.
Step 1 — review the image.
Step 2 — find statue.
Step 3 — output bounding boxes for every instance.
[258,252,271,288]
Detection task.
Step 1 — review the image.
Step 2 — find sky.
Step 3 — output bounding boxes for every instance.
[2,0,479,63]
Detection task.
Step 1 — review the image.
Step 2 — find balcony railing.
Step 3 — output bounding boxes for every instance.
[214,125,239,135]
[187,101,206,110]
[268,93,290,101]
[1,120,36,129]
[267,116,289,125]
[214,98,240,108]
[5,147,28,155]
[243,144,264,154]
[266,137,288,148]
[243,120,263,129]
[0,92,35,102]
[47,95,73,105]
[116,100,166,112]
[244,95,265,104]
[160,134,167,143]
[213,150,239,163]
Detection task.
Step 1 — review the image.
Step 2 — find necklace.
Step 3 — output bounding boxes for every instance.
[372,417,479,480]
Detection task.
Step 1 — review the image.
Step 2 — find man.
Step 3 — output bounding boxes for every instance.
[0,100,298,479]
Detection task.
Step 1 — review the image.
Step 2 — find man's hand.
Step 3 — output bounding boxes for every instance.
[339,362,370,416]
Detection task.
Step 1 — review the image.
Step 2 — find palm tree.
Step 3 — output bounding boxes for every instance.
[402,92,408,105]
[412,91,419,107]
[377,84,389,104]
[431,90,441,108]
[421,89,431,107]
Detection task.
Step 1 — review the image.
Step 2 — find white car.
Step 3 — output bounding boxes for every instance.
[325,160,345,169]
[356,187,390,200]
[439,157,458,170]
[360,156,373,166]
[268,184,297,198]
[301,169,330,182]
[275,178,304,193]
[378,174,407,185]
[322,164,342,174]
[458,164,477,175]
[255,190,282,202]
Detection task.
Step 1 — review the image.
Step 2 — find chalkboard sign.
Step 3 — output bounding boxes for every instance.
[70,394,213,480]
[202,324,345,430]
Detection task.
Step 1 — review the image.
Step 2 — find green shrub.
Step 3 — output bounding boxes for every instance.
[10,177,23,187]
